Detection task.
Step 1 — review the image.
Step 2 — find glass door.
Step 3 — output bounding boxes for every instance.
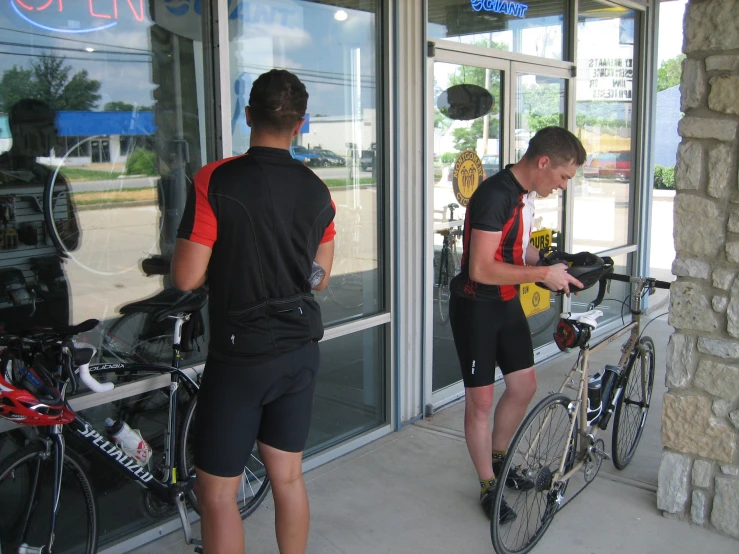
[426,49,573,411]
[426,50,508,408]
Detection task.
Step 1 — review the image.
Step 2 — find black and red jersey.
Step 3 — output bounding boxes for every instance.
[452,166,535,302]
[177,146,336,363]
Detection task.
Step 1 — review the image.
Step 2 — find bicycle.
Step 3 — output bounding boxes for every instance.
[490,269,671,554]
[436,202,462,324]
[0,287,270,554]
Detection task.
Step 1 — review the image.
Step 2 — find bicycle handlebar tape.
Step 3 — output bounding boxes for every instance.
[654,279,672,290]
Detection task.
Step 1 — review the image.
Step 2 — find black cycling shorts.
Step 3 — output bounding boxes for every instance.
[449,294,534,387]
[194,342,319,478]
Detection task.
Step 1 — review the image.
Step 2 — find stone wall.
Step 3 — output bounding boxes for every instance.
[657,0,739,539]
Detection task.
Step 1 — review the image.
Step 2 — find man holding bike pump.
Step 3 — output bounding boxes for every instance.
[448,127,586,523]
[172,69,335,554]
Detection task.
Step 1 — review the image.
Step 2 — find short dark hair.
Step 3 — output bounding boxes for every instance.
[248,69,308,132]
[523,126,587,167]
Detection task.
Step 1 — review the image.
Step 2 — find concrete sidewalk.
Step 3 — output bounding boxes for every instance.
[137,317,738,553]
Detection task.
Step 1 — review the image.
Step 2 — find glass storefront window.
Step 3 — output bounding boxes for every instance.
[226,0,386,461]
[428,0,565,61]
[306,326,386,451]
[0,0,207,548]
[227,0,382,325]
[0,0,208,366]
[574,2,636,253]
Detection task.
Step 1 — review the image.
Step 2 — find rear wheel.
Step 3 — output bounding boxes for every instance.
[0,443,98,554]
[180,397,271,519]
[612,337,655,469]
[491,394,574,554]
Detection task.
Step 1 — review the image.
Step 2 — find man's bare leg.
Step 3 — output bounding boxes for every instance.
[464,384,495,480]
[259,441,310,554]
[491,367,537,452]
[194,469,244,554]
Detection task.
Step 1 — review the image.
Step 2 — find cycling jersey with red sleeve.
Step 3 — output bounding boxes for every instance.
[451,165,535,302]
[177,146,336,363]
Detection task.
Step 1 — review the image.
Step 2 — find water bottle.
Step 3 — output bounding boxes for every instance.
[587,371,603,425]
[105,418,152,466]
[598,365,623,430]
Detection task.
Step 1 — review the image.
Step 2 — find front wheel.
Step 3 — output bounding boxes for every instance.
[491,393,574,554]
[612,337,655,469]
[0,443,98,554]
[180,397,271,519]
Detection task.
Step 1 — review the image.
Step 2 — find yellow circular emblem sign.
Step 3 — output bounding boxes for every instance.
[452,150,484,207]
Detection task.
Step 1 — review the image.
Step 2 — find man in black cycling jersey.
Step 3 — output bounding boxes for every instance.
[449,127,586,522]
[172,69,335,554]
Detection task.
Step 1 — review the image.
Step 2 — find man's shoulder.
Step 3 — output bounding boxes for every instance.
[473,171,519,203]
[195,155,249,185]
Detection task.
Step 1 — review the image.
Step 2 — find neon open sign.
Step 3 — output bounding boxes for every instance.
[11,0,146,33]
[471,0,529,18]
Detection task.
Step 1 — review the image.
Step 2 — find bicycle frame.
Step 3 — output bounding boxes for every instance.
[528,279,652,485]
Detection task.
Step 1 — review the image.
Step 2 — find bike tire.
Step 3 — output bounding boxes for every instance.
[44,136,164,276]
[0,442,98,554]
[491,393,574,554]
[437,248,452,324]
[612,337,655,470]
[179,396,271,519]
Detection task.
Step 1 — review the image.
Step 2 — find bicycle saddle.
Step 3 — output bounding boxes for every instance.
[154,287,209,322]
[563,309,603,329]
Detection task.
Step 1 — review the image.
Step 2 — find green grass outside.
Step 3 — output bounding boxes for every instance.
[59,168,124,181]
[324,178,374,188]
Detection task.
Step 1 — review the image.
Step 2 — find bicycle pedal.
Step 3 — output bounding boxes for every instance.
[194,547,203,554]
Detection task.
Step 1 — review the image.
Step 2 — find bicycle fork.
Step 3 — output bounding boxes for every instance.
[17,429,65,554]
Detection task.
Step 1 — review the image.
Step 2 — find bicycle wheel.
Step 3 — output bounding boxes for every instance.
[0,442,98,554]
[179,396,271,518]
[437,248,453,323]
[612,337,655,470]
[44,136,164,276]
[491,393,574,554]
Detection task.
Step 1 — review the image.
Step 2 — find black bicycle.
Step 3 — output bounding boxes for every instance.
[436,202,462,324]
[0,288,269,554]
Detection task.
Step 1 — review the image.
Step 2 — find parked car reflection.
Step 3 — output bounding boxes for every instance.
[311,149,345,167]
[583,151,630,181]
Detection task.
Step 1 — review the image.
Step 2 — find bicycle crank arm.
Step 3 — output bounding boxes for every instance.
[175,492,202,549]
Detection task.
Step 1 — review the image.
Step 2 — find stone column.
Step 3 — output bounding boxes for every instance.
[658,0,739,540]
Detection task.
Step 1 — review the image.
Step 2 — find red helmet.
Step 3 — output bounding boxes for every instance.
[0,351,75,426]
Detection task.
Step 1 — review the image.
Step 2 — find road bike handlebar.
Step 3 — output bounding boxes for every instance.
[606,273,672,289]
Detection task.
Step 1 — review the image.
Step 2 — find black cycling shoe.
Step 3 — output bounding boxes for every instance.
[493,460,536,491]
[481,489,517,524]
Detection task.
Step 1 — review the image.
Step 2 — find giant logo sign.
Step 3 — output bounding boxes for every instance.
[470,0,529,19]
